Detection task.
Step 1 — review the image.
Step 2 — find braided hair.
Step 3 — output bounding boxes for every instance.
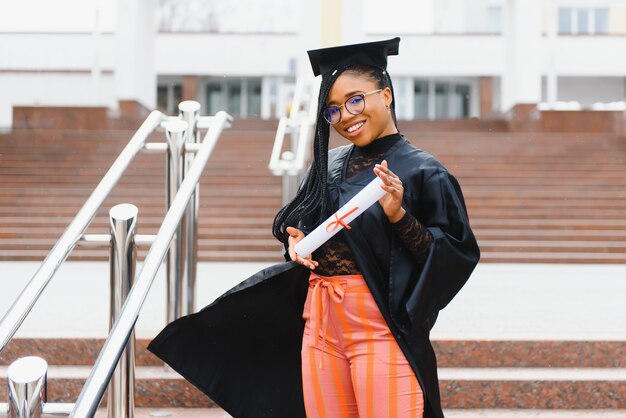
[272,64,397,245]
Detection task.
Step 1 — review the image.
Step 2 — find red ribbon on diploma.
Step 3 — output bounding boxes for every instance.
[325,206,359,232]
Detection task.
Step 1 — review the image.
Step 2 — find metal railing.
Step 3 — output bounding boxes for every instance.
[0,103,232,418]
[268,76,320,204]
[71,110,232,417]
[0,111,162,352]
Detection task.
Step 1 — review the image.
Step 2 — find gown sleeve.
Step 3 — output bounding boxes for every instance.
[390,211,433,264]
[404,169,480,329]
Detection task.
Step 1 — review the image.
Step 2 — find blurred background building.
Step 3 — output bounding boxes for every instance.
[1,0,626,128]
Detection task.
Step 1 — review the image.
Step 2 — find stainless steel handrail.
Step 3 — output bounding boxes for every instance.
[0,111,165,353]
[268,115,289,174]
[69,111,233,418]
[268,76,320,204]
[268,77,320,176]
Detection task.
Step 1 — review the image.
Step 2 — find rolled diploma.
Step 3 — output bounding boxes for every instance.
[295,176,386,257]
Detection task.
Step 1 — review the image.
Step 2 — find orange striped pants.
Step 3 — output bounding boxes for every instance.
[302,273,424,418]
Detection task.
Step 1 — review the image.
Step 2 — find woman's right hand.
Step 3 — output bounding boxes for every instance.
[287,226,318,270]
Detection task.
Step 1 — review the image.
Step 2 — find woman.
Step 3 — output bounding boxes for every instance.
[149,37,480,418]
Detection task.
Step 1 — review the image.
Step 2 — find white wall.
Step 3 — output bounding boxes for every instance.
[0,33,115,70]
[0,73,117,127]
[383,35,504,77]
[557,77,625,104]
[0,0,116,32]
[2,29,626,124]
[364,0,435,34]
[3,32,626,82]
[156,34,298,76]
[548,36,626,75]
[115,0,156,109]
[434,0,467,33]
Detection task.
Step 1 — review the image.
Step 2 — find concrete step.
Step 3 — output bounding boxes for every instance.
[3,339,623,368]
[0,365,623,409]
[5,249,626,264]
[3,129,626,264]
[477,252,626,264]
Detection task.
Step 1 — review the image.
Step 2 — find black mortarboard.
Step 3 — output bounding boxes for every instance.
[307,37,400,77]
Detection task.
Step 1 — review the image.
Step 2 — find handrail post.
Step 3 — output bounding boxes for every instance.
[69,112,232,418]
[7,356,47,418]
[107,204,138,418]
[179,101,201,316]
[164,120,189,324]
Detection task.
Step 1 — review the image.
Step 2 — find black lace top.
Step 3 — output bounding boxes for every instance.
[313,133,433,276]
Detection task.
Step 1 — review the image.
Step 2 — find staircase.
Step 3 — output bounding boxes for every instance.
[0,120,282,262]
[0,338,624,413]
[1,119,625,264]
[1,119,625,416]
[389,127,626,264]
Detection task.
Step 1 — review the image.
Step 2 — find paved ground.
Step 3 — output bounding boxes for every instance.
[1,261,625,416]
[1,261,625,340]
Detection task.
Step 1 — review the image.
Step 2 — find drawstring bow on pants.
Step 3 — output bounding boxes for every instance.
[307,274,346,368]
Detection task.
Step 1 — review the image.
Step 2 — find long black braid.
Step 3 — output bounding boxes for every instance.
[272,64,397,245]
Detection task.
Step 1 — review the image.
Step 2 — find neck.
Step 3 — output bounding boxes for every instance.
[356,132,402,154]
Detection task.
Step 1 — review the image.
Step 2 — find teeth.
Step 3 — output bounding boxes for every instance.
[347,121,364,133]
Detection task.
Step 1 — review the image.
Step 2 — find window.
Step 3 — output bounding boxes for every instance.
[435,83,449,120]
[226,81,241,117]
[559,7,610,35]
[206,82,223,116]
[594,8,609,34]
[173,85,182,107]
[414,81,428,119]
[156,83,182,114]
[577,8,589,34]
[158,0,297,33]
[558,8,573,33]
[157,86,168,113]
[246,79,262,118]
[453,85,471,119]
[486,6,502,34]
[412,80,471,120]
[205,77,263,118]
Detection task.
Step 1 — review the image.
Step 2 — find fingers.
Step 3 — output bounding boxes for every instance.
[380,183,401,195]
[286,226,318,270]
[290,248,318,270]
[286,226,303,238]
[379,173,403,188]
[296,253,318,270]
[374,161,403,194]
[374,160,400,182]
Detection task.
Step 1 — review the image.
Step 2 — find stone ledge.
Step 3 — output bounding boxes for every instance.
[0,366,624,409]
[2,339,625,368]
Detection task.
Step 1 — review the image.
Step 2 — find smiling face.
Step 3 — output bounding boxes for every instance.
[325,71,397,147]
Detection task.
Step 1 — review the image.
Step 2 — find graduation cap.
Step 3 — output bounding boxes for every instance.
[307,37,400,77]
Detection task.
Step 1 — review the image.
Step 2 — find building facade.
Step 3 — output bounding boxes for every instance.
[1,0,625,127]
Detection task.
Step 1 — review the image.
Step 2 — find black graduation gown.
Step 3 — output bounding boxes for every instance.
[148,136,480,418]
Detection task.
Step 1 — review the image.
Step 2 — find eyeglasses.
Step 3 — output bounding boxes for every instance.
[323,89,383,124]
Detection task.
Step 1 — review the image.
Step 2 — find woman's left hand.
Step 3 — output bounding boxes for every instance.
[374,160,406,223]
